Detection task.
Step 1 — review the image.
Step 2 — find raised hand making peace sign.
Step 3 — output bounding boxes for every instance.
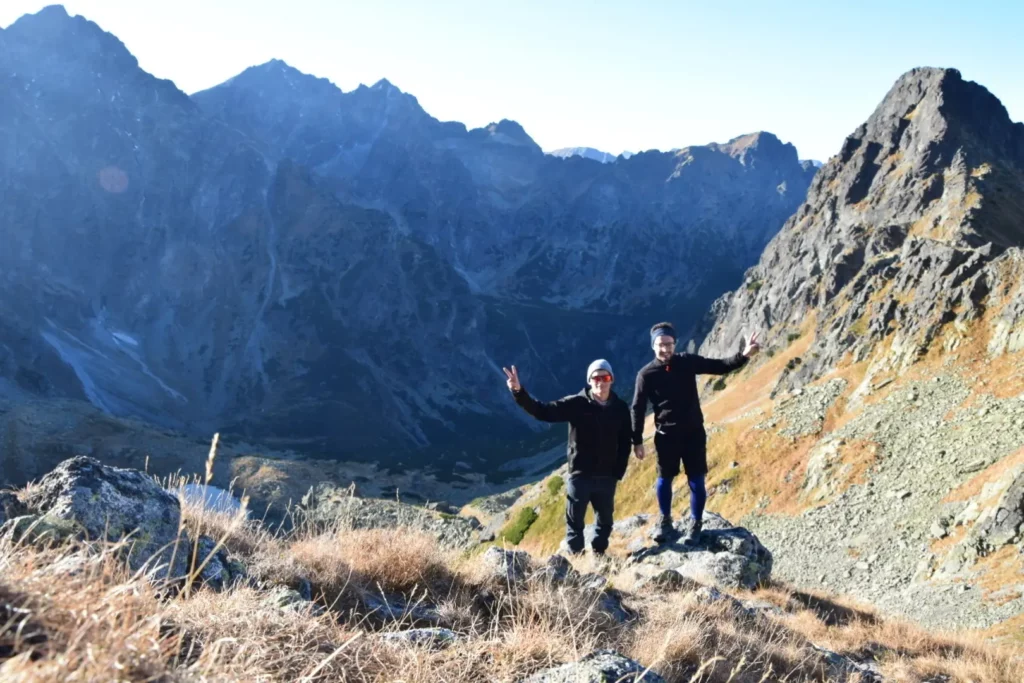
[502,365,521,392]
[742,331,761,358]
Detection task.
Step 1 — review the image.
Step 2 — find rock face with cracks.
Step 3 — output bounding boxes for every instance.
[21,456,186,577]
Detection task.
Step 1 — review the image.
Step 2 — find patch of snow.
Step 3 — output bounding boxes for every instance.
[111,331,139,347]
[179,484,246,516]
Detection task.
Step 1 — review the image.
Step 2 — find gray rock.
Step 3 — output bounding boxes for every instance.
[482,547,531,584]
[363,593,439,624]
[261,586,317,614]
[0,514,82,546]
[971,467,1024,550]
[300,484,482,549]
[576,572,609,591]
[611,514,651,535]
[189,535,246,591]
[522,649,665,683]
[740,599,786,618]
[691,585,728,605]
[0,491,28,526]
[810,644,885,682]
[381,627,459,649]
[531,554,578,586]
[634,568,702,593]
[629,514,773,590]
[20,457,186,578]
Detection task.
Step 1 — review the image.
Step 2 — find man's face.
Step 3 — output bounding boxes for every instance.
[653,335,676,361]
[588,371,613,400]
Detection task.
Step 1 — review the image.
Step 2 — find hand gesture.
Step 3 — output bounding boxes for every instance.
[742,331,761,358]
[502,366,521,392]
[634,444,646,460]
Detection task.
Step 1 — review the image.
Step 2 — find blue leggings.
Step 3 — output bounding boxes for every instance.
[655,475,706,521]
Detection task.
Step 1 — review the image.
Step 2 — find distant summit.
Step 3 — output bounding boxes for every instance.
[548,147,629,163]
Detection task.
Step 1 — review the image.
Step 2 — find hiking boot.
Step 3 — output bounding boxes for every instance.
[558,539,584,557]
[651,515,675,544]
[681,518,703,545]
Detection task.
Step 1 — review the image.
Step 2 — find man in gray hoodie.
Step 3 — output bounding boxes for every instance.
[504,359,634,555]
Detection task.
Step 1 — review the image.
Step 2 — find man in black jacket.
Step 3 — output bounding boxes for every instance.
[504,359,634,555]
[632,322,760,544]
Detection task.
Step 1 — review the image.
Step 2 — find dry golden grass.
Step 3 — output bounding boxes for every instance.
[942,449,1024,504]
[1,512,1022,682]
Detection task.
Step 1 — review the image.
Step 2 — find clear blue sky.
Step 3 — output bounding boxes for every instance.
[2,1,1022,161]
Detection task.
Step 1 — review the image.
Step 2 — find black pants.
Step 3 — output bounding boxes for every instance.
[653,428,708,479]
[565,475,616,553]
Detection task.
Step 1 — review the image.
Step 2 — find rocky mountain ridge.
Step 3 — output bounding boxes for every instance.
[0,5,814,468]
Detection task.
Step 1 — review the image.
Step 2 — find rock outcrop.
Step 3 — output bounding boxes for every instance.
[522,650,665,683]
[693,67,1024,631]
[298,483,484,549]
[5,456,245,587]
[701,68,1024,396]
[626,512,773,590]
[18,456,187,577]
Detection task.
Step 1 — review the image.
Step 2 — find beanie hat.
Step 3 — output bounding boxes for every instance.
[586,359,613,381]
[651,325,677,345]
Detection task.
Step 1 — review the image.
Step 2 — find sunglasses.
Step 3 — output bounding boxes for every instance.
[589,374,613,384]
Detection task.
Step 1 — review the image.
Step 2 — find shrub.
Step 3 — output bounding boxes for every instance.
[500,507,539,545]
[546,476,564,497]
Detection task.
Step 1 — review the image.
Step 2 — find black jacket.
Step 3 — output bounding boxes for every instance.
[631,352,748,444]
[512,387,632,480]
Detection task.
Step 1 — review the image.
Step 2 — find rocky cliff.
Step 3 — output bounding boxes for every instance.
[688,68,1024,631]
[0,6,814,466]
[700,67,1024,385]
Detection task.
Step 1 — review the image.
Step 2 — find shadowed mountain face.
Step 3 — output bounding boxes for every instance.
[0,6,814,463]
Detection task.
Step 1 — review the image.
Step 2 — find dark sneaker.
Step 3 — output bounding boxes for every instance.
[651,515,675,544]
[681,518,703,545]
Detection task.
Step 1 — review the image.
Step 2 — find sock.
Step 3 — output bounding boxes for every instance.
[655,476,674,518]
[688,475,707,523]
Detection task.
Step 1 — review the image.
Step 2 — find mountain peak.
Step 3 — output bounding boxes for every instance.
[844,67,1023,171]
[711,132,798,168]
[371,77,400,92]
[6,4,135,69]
[210,58,342,102]
[548,147,622,163]
[472,119,541,151]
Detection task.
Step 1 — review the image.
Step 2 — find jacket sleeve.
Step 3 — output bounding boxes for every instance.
[688,352,749,376]
[630,371,648,446]
[512,388,580,423]
[617,404,633,480]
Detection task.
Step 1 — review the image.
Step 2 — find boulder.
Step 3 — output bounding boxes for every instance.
[971,466,1024,551]
[531,554,579,586]
[299,484,482,549]
[522,649,665,683]
[20,457,186,578]
[481,547,531,584]
[628,513,772,590]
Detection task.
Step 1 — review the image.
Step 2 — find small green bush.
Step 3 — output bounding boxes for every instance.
[500,507,539,545]
[712,377,728,392]
[546,475,564,497]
